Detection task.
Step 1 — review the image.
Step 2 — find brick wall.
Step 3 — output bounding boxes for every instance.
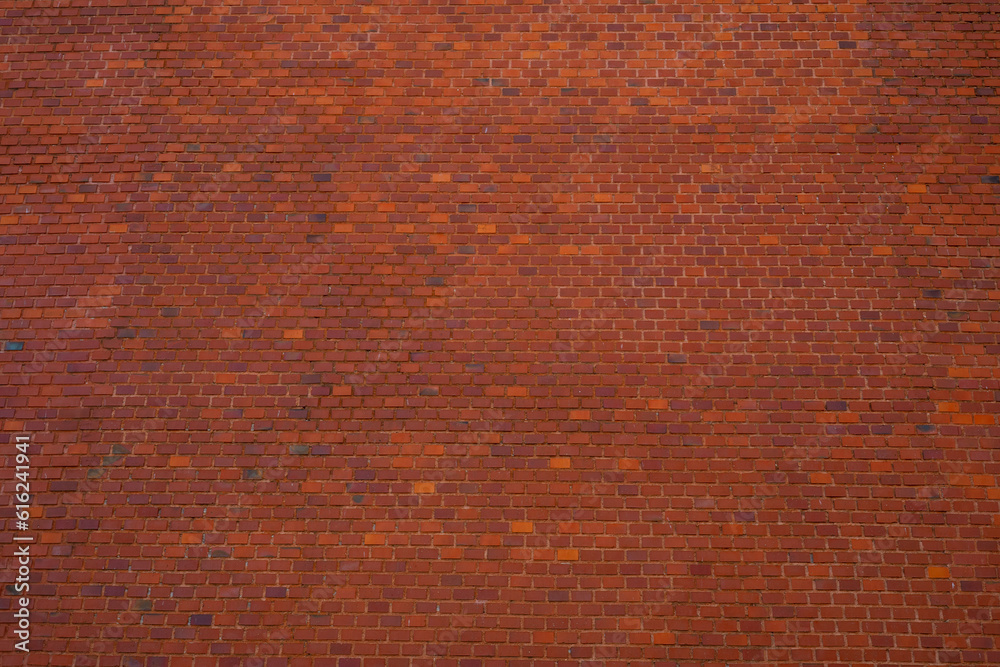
[1,0,999,665]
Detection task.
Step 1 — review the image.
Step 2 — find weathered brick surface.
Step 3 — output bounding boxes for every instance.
[1,0,999,664]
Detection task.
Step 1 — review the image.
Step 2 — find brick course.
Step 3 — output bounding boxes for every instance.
[1,0,999,665]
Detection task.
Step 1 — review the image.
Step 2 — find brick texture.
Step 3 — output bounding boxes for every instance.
[1,0,999,665]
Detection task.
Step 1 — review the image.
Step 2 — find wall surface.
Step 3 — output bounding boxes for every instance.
[1,0,999,665]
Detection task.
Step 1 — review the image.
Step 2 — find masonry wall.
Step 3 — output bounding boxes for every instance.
[1,1,999,665]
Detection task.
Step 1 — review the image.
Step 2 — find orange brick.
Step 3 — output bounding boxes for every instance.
[6,4,996,661]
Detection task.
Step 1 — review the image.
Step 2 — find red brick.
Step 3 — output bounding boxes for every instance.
[1,0,999,664]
